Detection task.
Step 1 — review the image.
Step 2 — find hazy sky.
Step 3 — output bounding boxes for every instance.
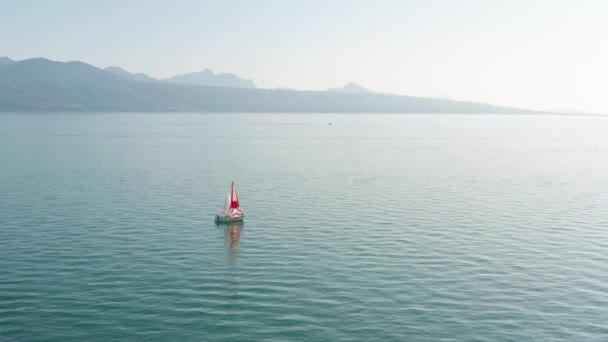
[2,0,608,112]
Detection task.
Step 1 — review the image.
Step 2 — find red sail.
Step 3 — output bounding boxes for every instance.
[227,182,244,219]
[230,182,240,209]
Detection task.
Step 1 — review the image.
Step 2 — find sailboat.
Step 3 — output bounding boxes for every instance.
[215,181,245,223]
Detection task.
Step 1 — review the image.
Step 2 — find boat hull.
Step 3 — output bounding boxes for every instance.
[215,216,244,224]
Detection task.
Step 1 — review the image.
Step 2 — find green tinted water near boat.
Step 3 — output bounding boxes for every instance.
[1,113,608,341]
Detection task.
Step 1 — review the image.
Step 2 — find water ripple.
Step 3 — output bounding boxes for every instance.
[2,113,608,341]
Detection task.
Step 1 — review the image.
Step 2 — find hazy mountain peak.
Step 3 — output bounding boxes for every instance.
[22,57,52,64]
[199,68,214,76]
[0,56,15,64]
[328,82,372,93]
[105,66,130,75]
[104,66,156,82]
[163,68,256,89]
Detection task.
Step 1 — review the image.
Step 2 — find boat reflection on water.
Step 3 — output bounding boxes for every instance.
[217,221,244,267]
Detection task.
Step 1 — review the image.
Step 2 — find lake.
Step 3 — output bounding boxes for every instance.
[1,113,608,341]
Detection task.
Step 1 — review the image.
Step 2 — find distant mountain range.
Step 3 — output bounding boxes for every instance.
[327,82,371,94]
[0,56,537,113]
[103,65,255,88]
[163,69,256,88]
[104,66,156,82]
[0,57,15,65]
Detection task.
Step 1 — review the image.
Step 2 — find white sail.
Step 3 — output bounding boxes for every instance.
[222,193,231,216]
[228,207,244,219]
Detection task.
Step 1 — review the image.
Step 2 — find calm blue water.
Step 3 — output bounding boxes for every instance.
[2,113,608,341]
